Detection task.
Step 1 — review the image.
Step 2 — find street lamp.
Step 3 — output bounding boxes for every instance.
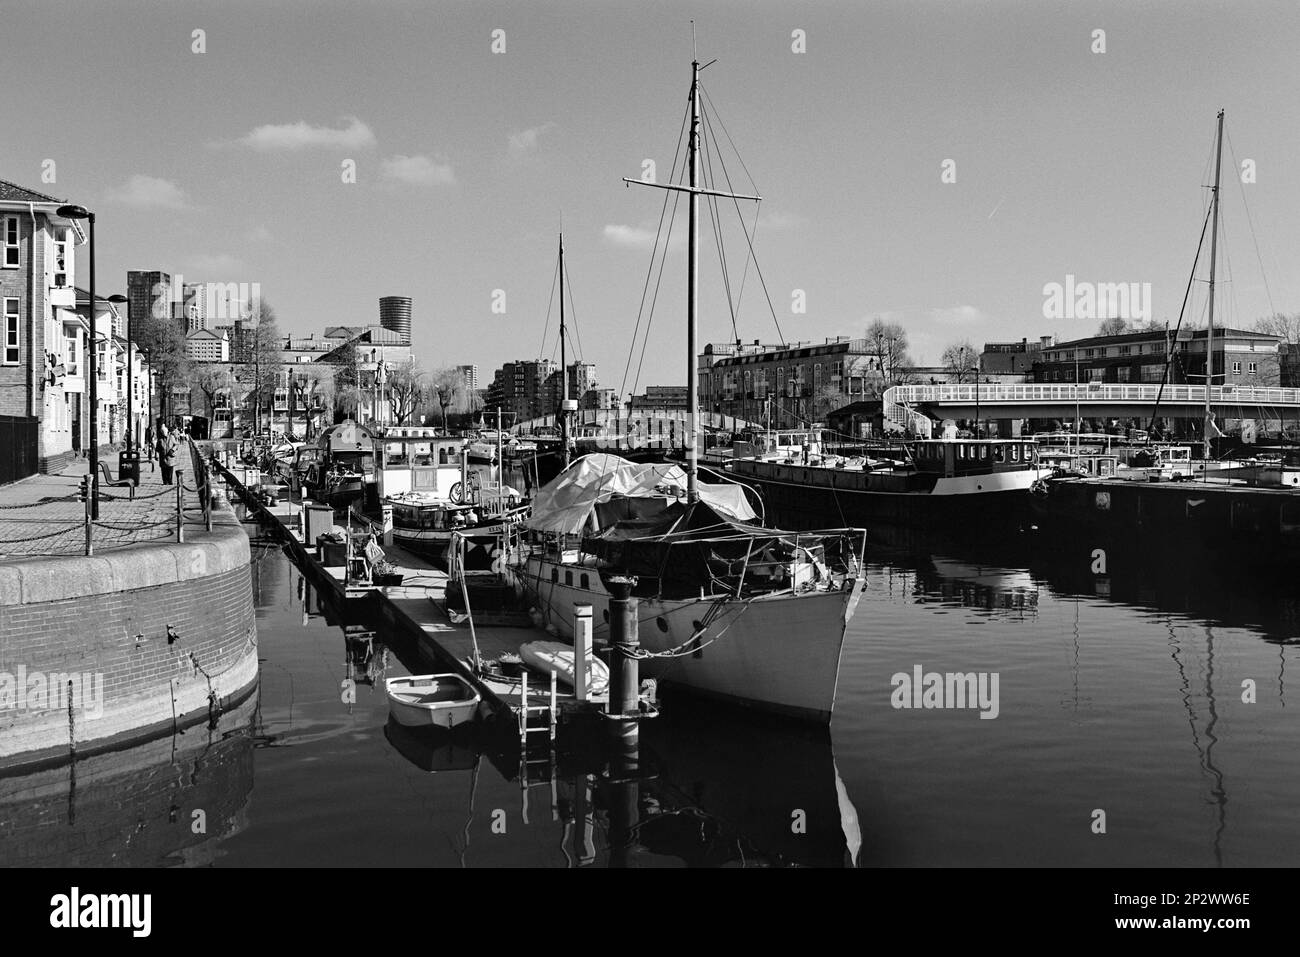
[58,205,103,516]
[969,362,982,439]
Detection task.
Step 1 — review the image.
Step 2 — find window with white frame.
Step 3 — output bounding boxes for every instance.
[53,228,69,287]
[1248,361,1258,375]
[2,217,19,268]
[1232,360,1242,374]
[65,332,78,376]
[3,298,19,363]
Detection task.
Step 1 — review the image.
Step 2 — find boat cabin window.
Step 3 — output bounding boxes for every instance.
[1011,445,1020,462]
[551,567,559,583]
[565,570,573,586]
[993,445,1005,463]
[439,448,449,465]
[580,573,589,590]
[979,445,988,460]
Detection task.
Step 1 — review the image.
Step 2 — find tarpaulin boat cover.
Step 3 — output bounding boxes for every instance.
[584,498,815,595]
[523,453,756,535]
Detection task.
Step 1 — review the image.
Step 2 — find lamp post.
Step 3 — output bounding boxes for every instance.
[969,362,982,439]
[58,205,101,515]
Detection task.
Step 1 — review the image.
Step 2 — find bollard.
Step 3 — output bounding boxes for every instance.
[605,575,639,729]
[81,474,93,557]
[381,503,394,547]
[573,603,593,701]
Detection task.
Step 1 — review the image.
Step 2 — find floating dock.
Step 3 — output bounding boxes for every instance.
[213,460,609,730]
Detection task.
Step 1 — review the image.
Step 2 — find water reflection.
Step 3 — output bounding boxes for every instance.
[379,701,860,867]
[0,691,258,867]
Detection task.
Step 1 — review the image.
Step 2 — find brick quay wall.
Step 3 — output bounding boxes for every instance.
[0,504,259,770]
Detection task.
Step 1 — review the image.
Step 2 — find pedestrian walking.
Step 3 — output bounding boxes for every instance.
[144,423,155,463]
[160,426,180,485]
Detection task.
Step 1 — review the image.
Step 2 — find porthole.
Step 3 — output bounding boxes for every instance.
[656,617,669,633]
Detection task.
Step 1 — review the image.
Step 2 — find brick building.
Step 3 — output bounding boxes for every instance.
[1032,327,1282,386]
[0,180,90,476]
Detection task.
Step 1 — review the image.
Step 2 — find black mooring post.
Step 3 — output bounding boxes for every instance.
[605,573,641,867]
[605,574,639,723]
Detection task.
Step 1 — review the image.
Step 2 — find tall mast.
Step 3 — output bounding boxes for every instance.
[620,45,763,500]
[1206,108,1224,422]
[686,58,701,501]
[559,231,570,468]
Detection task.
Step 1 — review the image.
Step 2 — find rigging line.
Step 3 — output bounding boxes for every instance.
[563,257,585,362]
[701,83,765,326]
[699,83,785,343]
[1228,129,1281,316]
[537,252,561,361]
[619,95,691,401]
[699,103,739,340]
[1148,203,1213,432]
[633,190,685,397]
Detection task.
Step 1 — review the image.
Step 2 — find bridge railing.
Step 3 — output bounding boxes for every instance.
[885,382,1300,407]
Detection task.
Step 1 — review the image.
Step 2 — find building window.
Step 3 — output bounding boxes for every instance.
[1232,360,1241,374]
[1248,362,1257,375]
[1116,367,1131,382]
[2,217,18,268]
[3,298,19,364]
[1119,345,1131,356]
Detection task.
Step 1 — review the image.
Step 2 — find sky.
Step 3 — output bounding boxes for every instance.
[5,0,1300,394]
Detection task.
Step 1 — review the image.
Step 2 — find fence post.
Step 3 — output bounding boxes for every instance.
[176,468,185,543]
[82,474,92,557]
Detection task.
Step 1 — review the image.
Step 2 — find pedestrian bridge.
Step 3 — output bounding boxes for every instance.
[883,382,1300,434]
[512,409,760,438]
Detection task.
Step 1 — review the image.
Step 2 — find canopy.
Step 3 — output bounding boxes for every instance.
[523,453,756,535]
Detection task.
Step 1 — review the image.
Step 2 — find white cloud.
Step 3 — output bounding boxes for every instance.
[106,174,190,210]
[927,305,987,325]
[761,210,806,230]
[508,123,556,154]
[380,154,455,186]
[602,223,684,250]
[237,116,375,151]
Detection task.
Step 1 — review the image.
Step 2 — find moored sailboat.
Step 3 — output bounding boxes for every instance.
[503,54,867,723]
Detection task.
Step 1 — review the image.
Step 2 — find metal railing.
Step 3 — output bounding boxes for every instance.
[884,382,1300,407]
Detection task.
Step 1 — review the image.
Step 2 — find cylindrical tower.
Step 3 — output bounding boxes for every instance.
[379,296,412,345]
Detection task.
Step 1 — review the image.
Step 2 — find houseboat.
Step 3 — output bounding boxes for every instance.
[378,427,528,566]
[296,420,379,510]
[728,436,1051,541]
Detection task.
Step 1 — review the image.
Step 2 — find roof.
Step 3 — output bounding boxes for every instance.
[186,329,224,341]
[0,178,64,204]
[1048,327,1280,350]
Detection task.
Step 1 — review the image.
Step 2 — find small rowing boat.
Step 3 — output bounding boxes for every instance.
[385,673,482,729]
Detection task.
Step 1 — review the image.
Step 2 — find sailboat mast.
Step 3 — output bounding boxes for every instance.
[1205,109,1224,421]
[686,58,701,502]
[559,232,570,469]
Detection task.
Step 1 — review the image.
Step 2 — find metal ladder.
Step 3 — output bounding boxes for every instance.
[518,669,558,824]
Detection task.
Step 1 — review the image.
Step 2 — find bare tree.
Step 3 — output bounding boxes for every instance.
[864,318,914,395]
[941,340,980,382]
[430,367,461,431]
[1255,312,1300,345]
[386,358,426,425]
[243,300,283,434]
[1096,316,1129,337]
[193,363,232,419]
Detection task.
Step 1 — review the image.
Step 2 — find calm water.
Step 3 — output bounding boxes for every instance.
[3,516,1297,867]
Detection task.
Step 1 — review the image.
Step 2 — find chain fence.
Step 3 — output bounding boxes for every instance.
[0,438,219,560]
